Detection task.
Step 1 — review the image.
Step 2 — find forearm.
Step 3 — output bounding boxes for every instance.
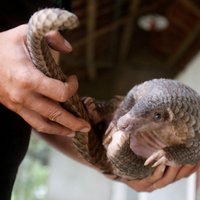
[37,133,92,167]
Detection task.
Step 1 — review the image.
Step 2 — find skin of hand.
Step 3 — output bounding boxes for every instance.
[123,163,200,192]
[0,24,90,135]
[40,134,200,192]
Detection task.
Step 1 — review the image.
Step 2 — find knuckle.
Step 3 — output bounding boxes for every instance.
[5,100,21,113]
[15,70,35,89]
[60,76,78,101]
[126,181,143,192]
[145,188,154,193]
[48,110,63,122]
[134,187,143,192]
[151,173,160,180]
[58,88,69,102]
[9,91,23,104]
[35,125,48,133]
[162,176,175,185]
[160,180,168,186]
[133,186,147,193]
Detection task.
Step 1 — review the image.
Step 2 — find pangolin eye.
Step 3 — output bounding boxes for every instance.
[154,112,162,121]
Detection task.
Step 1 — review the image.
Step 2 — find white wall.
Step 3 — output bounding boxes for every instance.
[176,51,200,93]
[47,148,113,200]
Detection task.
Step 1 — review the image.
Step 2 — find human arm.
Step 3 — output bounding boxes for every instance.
[0,24,90,135]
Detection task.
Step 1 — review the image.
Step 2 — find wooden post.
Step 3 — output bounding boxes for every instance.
[86,0,96,80]
[119,0,140,63]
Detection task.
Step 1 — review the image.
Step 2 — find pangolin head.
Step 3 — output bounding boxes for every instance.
[105,79,199,158]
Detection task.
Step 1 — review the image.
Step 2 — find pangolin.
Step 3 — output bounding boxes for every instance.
[27,9,200,180]
[84,78,200,179]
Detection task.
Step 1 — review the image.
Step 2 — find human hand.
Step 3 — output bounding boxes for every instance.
[122,163,200,192]
[0,24,90,135]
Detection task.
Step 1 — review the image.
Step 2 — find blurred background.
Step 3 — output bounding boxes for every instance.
[12,0,200,199]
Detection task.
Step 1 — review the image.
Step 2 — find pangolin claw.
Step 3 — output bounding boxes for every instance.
[144,150,176,167]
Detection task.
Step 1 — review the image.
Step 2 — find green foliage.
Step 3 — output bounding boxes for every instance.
[12,134,50,200]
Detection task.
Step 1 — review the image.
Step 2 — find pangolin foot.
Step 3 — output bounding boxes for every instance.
[144,150,176,167]
[82,97,101,123]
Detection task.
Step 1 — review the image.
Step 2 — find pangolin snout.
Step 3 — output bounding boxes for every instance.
[117,114,137,132]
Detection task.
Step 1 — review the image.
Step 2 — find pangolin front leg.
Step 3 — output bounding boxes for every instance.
[82,96,124,124]
[144,150,176,167]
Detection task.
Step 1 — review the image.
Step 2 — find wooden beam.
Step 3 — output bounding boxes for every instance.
[86,0,96,80]
[165,0,200,66]
[167,22,200,67]
[118,0,141,62]
[109,0,125,64]
[63,59,115,69]
[73,16,129,50]
[181,0,200,18]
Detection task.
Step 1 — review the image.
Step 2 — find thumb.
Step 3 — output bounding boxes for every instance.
[45,31,72,53]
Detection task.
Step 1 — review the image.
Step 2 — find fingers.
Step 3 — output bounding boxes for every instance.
[19,107,73,135]
[146,165,182,192]
[21,93,90,133]
[175,163,200,181]
[0,24,90,137]
[36,75,78,102]
[146,164,200,192]
[45,31,72,53]
[123,165,166,192]
[122,163,200,193]
[10,62,90,134]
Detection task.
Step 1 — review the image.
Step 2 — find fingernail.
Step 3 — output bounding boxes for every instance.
[64,40,72,51]
[68,132,75,137]
[79,126,91,133]
[68,74,78,82]
[144,160,149,166]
